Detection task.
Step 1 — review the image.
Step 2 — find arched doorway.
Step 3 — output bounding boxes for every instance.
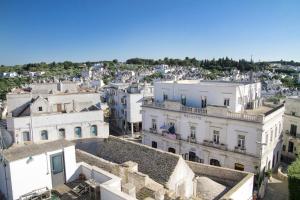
[189,152,196,162]
[168,147,176,154]
[210,159,221,167]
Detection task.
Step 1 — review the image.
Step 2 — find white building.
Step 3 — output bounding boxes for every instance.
[0,140,136,200]
[6,82,109,143]
[1,72,18,78]
[0,140,77,200]
[282,96,300,162]
[0,136,254,200]
[107,82,153,135]
[76,136,254,200]
[142,80,284,174]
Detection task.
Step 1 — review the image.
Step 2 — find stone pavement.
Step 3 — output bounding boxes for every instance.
[264,173,288,200]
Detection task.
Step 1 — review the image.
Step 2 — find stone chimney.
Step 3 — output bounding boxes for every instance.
[154,189,165,200]
[122,183,136,199]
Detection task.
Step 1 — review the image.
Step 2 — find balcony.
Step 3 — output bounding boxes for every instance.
[203,140,228,150]
[162,130,181,140]
[285,130,300,139]
[234,146,246,154]
[149,127,158,134]
[187,136,197,143]
[142,99,264,123]
[144,129,180,140]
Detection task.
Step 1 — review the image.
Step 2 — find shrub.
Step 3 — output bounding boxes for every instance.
[288,157,300,200]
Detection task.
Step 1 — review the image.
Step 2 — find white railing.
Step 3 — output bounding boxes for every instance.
[143,100,263,122]
[226,112,263,122]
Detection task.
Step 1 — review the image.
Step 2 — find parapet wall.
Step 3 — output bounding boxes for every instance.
[187,161,248,187]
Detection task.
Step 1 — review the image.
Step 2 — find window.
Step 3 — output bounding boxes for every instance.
[23,131,30,141]
[41,130,48,140]
[291,111,296,116]
[51,154,64,174]
[163,93,168,101]
[238,135,245,149]
[151,119,157,130]
[38,106,43,111]
[213,130,220,144]
[181,95,186,105]
[58,128,65,139]
[168,147,176,153]
[282,145,286,152]
[190,126,196,139]
[201,96,207,108]
[234,163,244,171]
[57,104,62,112]
[288,141,294,153]
[74,127,82,138]
[290,124,297,136]
[265,134,269,145]
[90,125,97,136]
[279,122,281,134]
[270,130,273,142]
[224,98,230,106]
[238,97,242,104]
[152,141,157,148]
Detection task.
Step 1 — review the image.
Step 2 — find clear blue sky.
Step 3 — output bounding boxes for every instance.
[0,0,299,65]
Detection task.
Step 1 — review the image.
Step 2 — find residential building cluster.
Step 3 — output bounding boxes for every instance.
[0,62,299,200]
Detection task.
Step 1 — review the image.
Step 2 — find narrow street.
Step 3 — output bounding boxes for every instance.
[264,173,288,200]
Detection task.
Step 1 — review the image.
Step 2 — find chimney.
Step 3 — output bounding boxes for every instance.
[155,189,165,200]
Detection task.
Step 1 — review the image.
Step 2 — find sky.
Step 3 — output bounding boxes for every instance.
[0,0,300,65]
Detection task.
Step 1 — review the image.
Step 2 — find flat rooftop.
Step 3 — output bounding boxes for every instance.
[2,140,74,162]
[156,79,259,86]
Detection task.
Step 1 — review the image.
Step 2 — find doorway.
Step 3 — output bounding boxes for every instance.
[50,153,65,187]
[189,151,196,162]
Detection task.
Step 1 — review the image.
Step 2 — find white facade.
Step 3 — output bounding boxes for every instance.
[0,141,136,200]
[0,142,77,200]
[107,82,153,135]
[6,83,109,143]
[282,96,300,161]
[142,80,284,174]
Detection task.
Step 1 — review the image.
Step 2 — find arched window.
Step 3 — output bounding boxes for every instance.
[23,131,30,141]
[168,147,176,154]
[74,127,82,138]
[90,125,97,136]
[41,130,48,140]
[58,128,66,139]
[210,159,221,167]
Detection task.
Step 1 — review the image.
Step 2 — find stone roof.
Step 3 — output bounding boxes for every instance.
[2,140,74,162]
[136,187,155,200]
[75,137,180,185]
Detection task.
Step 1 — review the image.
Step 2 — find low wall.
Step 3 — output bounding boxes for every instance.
[187,161,247,187]
[277,167,288,181]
